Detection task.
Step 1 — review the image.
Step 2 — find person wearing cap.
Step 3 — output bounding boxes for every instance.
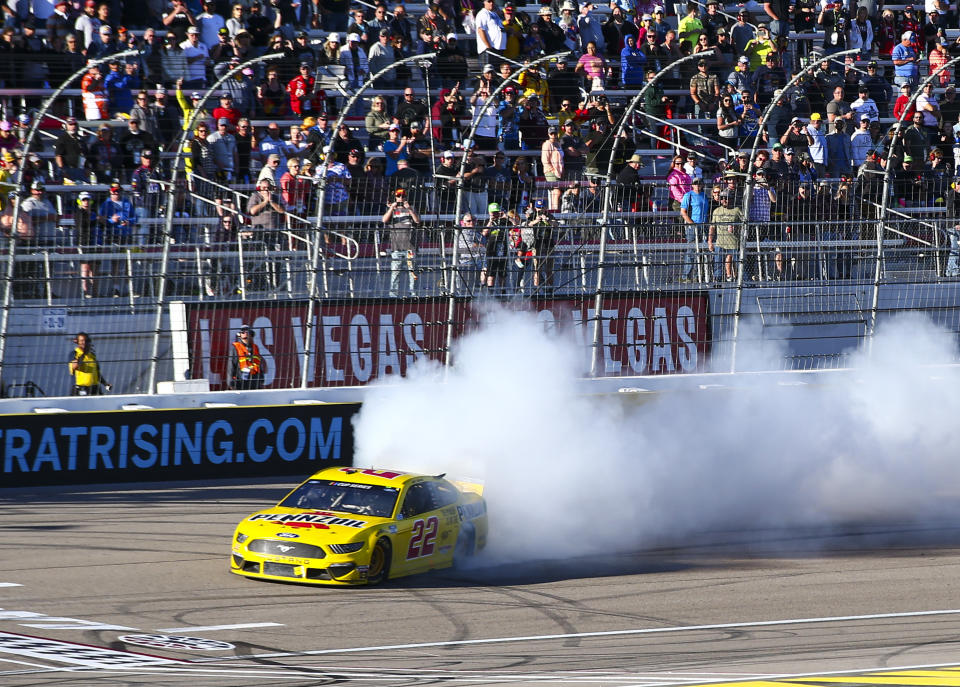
[742,21,775,71]
[416,3,449,53]
[338,32,369,90]
[74,0,101,49]
[860,61,891,118]
[86,23,118,60]
[709,189,743,281]
[678,176,707,283]
[101,59,139,117]
[228,325,263,391]
[850,86,879,124]
[20,181,59,248]
[804,112,827,175]
[209,26,237,64]
[474,0,506,61]
[892,30,919,89]
[209,92,240,128]
[382,187,422,298]
[247,175,286,253]
[286,62,326,117]
[179,25,210,89]
[367,28,398,96]
[849,114,873,167]
[205,116,238,185]
[689,56,719,122]
[53,118,87,184]
[87,124,123,182]
[96,181,137,251]
[128,147,165,245]
[175,78,211,132]
[118,116,158,182]
[916,81,942,142]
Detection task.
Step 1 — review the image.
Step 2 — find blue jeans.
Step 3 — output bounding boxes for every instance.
[947,230,960,277]
[681,224,700,280]
[389,250,417,297]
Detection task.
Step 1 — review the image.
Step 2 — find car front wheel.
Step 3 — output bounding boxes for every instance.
[367,538,391,585]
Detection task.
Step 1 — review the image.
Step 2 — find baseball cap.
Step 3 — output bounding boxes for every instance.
[388,123,400,131]
[218,27,229,35]
[100,24,112,33]
[141,149,153,158]
[0,121,10,131]
[738,55,749,63]
[66,116,77,124]
[78,191,91,200]
[1,151,14,162]
[348,33,360,41]
[187,26,199,34]
[718,190,730,199]
[772,142,782,150]
[327,32,340,42]
[441,150,454,158]
[810,112,822,121]
[303,116,317,127]
[410,120,421,129]
[109,180,121,189]
[860,113,871,120]
[483,63,494,73]
[488,202,501,213]
[238,323,251,332]
[446,32,456,40]
[547,124,559,134]
[218,117,230,125]
[191,91,201,99]
[534,198,545,208]
[30,180,44,191]
[641,12,652,19]
[784,147,795,154]
[220,91,232,97]
[902,31,914,40]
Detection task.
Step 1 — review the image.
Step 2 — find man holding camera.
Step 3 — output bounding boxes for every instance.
[383,188,422,298]
[68,332,111,396]
[228,324,263,390]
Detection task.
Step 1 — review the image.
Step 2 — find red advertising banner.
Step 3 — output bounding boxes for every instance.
[186,294,709,389]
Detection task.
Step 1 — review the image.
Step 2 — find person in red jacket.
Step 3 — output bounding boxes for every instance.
[287,62,326,117]
[893,83,917,123]
[211,92,241,127]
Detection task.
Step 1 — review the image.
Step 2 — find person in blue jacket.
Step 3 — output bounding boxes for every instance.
[97,180,137,246]
[621,34,646,87]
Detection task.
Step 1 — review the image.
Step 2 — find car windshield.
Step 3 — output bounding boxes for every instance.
[279,480,399,518]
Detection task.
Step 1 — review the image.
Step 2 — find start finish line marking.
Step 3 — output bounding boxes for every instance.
[0,632,178,669]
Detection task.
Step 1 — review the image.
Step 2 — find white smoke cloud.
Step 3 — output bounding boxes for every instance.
[352,307,960,564]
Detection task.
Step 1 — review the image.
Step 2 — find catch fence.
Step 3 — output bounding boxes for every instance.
[2,170,960,397]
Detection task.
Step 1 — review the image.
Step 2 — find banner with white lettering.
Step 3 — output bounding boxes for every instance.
[0,403,359,488]
[186,294,709,389]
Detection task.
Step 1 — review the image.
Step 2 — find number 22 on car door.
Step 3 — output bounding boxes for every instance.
[398,482,438,572]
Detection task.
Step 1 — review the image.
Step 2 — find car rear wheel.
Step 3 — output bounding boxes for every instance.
[453,524,475,568]
[367,538,391,585]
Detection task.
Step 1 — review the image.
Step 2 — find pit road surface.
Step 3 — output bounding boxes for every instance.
[2,478,960,686]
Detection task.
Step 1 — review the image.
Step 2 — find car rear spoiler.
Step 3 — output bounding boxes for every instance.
[449,478,485,497]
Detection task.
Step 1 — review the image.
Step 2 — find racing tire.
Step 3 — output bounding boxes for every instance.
[367,538,391,585]
[453,524,476,568]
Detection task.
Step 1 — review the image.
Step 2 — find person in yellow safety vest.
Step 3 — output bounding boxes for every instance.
[68,332,111,396]
[228,323,264,390]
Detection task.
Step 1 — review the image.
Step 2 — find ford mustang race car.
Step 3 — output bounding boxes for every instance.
[230,467,488,585]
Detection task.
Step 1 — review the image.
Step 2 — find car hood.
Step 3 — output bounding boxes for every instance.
[238,507,390,541]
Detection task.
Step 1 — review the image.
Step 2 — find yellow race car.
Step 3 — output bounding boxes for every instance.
[230,467,488,585]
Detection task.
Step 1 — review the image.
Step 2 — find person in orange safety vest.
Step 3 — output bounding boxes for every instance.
[228,323,263,390]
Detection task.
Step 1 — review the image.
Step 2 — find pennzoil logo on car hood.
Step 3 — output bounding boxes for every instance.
[246,510,369,530]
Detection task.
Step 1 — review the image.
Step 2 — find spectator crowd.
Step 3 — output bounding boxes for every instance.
[2,0,960,295]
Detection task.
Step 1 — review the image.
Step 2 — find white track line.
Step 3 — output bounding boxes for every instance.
[0,584,22,588]
[154,622,283,633]
[201,608,960,662]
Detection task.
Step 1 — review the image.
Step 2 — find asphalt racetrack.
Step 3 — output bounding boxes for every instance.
[3,478,960,686]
